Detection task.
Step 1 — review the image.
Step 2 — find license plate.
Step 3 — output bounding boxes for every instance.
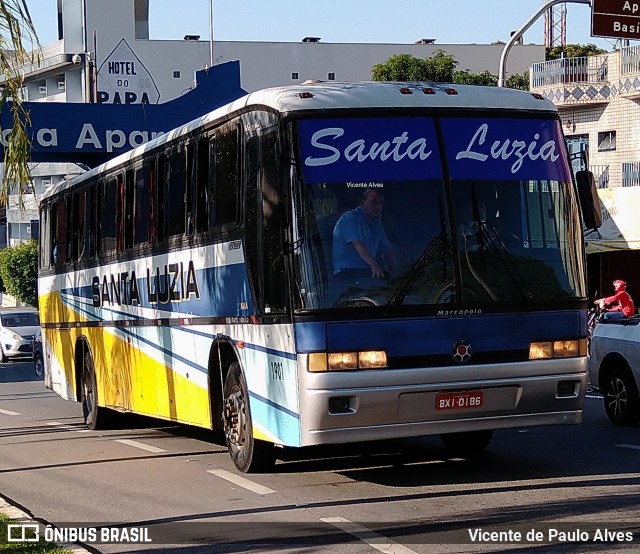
[436,391,484,410]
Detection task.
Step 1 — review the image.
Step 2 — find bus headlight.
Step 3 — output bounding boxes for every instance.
[358,350,387,369]
[529,339,586,359]
[328,352,358,370]
[529,341,553,359]
[308,351,388,371]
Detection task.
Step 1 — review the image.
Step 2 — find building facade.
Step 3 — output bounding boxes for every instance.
[7,0,545,249]
[530,46,640,298]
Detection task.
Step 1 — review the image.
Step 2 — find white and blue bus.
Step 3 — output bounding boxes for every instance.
[38,81,588,472]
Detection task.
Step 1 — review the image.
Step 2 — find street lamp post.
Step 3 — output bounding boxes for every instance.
[209,0,214,68]
[498,0,592,87]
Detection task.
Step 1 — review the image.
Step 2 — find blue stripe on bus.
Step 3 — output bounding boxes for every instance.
[249,390,300,421]
[60,293,297,370]
[294,310,583,355]
[119,327,208,374]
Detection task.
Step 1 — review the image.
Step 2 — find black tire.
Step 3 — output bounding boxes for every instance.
[223,362,275,473]
[34,354,44,378]
[440,430,494,454]
[602,368,640,426]
[81,350,112,430]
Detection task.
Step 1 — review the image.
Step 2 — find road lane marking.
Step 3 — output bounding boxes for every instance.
[0,408,20,415]
[114,439,167,453]
[46,421,91,433]
[207,469,276,495]
[321,517,418,554]
[616,444,640,451]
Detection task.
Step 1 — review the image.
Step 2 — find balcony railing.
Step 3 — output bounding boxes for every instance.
[622,162,640,187]
[621,45,640,75]
[531,55,609,88]
[591,165,610,189]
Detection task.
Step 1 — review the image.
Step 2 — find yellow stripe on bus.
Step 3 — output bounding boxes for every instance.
[40,294,212,428]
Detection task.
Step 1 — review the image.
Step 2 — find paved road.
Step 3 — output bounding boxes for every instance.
[0,359,639,553]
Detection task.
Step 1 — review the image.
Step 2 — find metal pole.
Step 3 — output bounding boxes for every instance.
[209,0,214,67]
[498,0,592,87]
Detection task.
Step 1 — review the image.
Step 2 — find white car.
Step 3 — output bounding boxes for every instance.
[0,308,40,363]
[589,317,640,425]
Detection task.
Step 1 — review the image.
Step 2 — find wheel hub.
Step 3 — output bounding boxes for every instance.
[606,378,627,418]
[224,388,246,447]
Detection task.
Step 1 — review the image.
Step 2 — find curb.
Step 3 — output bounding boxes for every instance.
[0,496,93,554]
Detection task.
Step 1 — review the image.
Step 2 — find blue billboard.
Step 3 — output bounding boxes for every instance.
[0,61,247,167]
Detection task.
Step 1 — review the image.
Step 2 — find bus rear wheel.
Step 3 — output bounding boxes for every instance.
[440,430,494,454]
[81,350,112,430]
[223,362,275,473]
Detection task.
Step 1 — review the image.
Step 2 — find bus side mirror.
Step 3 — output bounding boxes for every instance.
[575,170,602,231]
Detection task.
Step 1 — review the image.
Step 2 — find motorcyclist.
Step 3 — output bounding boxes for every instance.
[595,280,635,320]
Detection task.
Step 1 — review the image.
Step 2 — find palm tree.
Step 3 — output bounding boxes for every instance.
[0,0,37,206]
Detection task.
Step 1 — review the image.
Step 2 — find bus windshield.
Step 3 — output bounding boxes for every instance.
[293,115,585,310]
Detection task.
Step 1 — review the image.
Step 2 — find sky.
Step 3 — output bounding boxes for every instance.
[26,0,625,51]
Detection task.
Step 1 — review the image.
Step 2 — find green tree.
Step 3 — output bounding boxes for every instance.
[0,1,38,205]
[372,53,428,81]
[546,43,607,60]
[0,239,38,306]
[372,50,458,82]
[372,51,528,91]
[506,72,530,91]
[453,69,498,86]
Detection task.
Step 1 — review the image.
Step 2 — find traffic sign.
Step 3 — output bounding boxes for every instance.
[592,0,640,39]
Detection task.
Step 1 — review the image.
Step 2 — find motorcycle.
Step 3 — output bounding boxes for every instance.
[587,297,604,350]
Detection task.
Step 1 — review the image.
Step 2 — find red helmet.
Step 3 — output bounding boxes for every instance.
[614,280,627,292]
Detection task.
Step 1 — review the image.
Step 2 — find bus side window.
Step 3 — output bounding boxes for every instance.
[134,165,150,246]
[54,198,67,267]
[166,146,187,237]
[245,135,260,300]
[214,126,240,229]
[72,191,86,261]
[101,178,118,254]
[196,136,209,233]
[261,130,287,313]
[156,155,167,243]
[207,138,216,231]
[186,141,196,236]
[50,203,56,265]
[124,169,135,250]
[149,159,157,245]
[39,205,50,269]
[87,185,97,258]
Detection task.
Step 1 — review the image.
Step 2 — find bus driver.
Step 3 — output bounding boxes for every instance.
[332,188,397,278]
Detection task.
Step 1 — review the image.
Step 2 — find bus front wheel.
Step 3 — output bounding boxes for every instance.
[223,362,275,473]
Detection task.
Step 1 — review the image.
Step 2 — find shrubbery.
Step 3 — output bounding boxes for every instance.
[0,239,38,307]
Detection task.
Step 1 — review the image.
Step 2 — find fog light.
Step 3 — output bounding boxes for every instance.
[328,396,352,414]
[557,380,578,397]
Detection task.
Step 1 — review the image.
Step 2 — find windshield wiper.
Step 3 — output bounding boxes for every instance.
[387,235,445,306]
[387,197,448,306]
[476,220,533,305]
